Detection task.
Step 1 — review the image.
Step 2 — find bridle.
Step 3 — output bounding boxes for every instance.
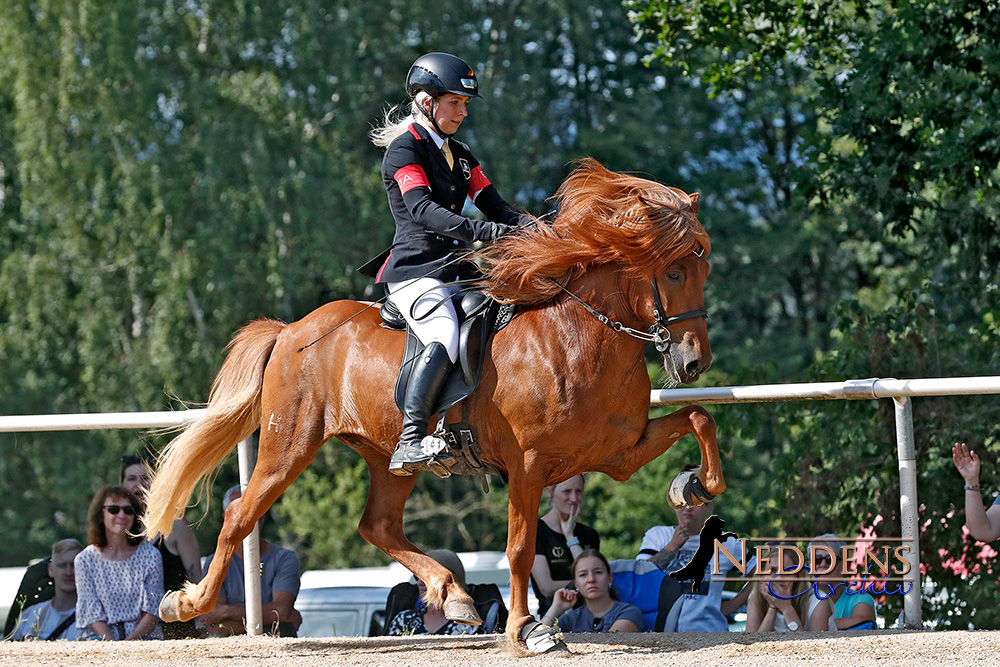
[549,248,708,353]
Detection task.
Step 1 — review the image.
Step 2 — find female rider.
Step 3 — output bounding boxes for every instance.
[369,52,528,477]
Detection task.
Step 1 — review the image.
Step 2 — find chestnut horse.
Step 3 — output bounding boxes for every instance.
[143,159,725,651]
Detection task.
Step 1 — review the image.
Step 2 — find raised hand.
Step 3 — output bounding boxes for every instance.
[560,501,580,540]
[953,442,981,485]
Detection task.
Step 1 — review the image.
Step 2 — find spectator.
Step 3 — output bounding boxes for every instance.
[540,549,643,633]
[745,544,815,633]
[806,534,877,631]
[531,474,600,616]
[636,489,745,631]
[952,442,1000,542]
[386,549,481,636]
[9,539,85,641]
[199,486,301,637]
[120,453,202,639]
[75,486,164,640]
[4,559,54,639]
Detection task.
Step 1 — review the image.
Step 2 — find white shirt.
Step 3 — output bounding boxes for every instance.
[637,525,745,632]
[415,116,449,150]
[11,599,83,641]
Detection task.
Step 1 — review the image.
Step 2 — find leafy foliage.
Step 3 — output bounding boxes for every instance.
[630,0,1000,628]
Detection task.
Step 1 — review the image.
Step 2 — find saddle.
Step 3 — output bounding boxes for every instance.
[380,290,515,486]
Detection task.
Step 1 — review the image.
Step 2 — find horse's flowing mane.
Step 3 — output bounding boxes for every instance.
[479,158,710,305]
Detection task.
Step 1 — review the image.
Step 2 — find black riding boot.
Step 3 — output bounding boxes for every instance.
[389,342,457,478]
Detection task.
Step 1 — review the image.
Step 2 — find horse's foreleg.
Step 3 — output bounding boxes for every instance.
[503,474,565,652]
[357,449,479,625]
[596,405,725,500]
[162,419,323,625]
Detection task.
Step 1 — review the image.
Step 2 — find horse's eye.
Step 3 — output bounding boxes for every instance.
[666,271,682,282]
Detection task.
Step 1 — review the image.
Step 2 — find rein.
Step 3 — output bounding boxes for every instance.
[548,259,707,353]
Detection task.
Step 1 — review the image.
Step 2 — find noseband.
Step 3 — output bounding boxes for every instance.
[648,275,708,352]
[548,254,708,352]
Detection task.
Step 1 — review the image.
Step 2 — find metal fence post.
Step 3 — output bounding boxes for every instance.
[237,436,264,636]
[894,396,923,629]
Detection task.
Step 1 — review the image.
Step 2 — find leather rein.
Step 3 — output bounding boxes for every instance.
[548,250,708,353]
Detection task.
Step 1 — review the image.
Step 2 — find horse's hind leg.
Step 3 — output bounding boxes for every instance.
[356,447,479,625]
[163,417,325,625]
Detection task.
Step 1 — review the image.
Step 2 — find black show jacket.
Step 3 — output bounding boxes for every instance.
[376,122,524,283]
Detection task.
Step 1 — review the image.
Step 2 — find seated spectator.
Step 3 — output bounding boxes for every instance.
[386,549,483,636]
[953,442,1000,542]
[636,479,745,632]
[120,453,202,639]
[199,486,301,637]
[806,534,877,631]
[76,486,164,640]
[4,558,55,639]
[745,544,815,633]
[540,550,642,633]
[531,474,600,616]
[10,539,85,641]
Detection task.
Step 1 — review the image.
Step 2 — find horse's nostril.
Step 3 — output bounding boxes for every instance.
[685,359,702,377]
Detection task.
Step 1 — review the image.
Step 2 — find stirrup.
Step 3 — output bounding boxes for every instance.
[388,435,457,478]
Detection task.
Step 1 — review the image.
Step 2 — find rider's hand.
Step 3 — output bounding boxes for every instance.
[489,222,517,243]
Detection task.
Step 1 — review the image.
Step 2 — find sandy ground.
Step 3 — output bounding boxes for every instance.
[4,631,1000,667]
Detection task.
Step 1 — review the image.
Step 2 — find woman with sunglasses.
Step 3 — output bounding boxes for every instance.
[539,549,643,633]
[74,486,164,640]
[121,454,201,638]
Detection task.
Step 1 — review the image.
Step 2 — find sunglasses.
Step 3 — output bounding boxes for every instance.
[104,505,136,516]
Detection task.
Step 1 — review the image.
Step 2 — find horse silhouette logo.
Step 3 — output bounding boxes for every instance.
[669,515,737,593]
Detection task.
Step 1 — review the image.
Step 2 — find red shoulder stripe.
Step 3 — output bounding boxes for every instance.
[394,164,430,194]
[469,165,491,202]
[408,124,422,140]
[375,249,392,283]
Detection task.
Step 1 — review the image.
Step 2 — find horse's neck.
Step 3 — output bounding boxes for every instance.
[514,264,646,372]
[562,263,647,330]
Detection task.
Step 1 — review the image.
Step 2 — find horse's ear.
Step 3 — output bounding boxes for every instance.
[689,192,700,216]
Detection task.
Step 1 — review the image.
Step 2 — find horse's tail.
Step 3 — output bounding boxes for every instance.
[143,318,286,539]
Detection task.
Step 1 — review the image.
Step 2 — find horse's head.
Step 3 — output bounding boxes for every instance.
[649,250,712,385]
[477,158,713,386]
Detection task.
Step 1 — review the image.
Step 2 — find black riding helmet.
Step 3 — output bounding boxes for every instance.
[405,52,481,100]
[406,53,480,138]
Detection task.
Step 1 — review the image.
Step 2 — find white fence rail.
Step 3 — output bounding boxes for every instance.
[3,374,1000,632]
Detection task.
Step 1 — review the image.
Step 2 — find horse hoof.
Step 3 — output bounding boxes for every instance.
[519,621,568,654]
[667,467,715,509]
[443,600,482,626]
[159,590,183,623]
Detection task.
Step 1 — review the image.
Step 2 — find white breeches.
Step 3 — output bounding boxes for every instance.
[388,277,461,363]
